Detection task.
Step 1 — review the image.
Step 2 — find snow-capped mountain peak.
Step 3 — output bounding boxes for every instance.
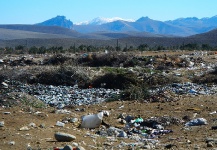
[75,17,134,25]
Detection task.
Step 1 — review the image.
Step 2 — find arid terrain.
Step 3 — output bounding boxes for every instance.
[0,50,217,150]
[1,95,217,150]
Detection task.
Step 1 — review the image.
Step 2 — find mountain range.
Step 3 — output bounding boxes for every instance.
[1,15,217,48]
[36,15,217,37]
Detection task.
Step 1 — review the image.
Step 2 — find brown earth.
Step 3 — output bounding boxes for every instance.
[1,94,217,150]
[0,51,217,150]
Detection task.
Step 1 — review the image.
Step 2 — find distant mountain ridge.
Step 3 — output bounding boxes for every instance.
[1,15,217,42]
[36,16,73,29]
[36,15,217,36]
[76,17,135,25]
[73,16,217,36]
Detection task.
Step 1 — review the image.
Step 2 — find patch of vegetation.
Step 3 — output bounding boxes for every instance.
[0,92,46,108]
[91,72,140,90]
[121,83,150,101]
[192,67,217,84]
[143,73,182,87]
[31,66,90,87]
[102,67,127,74]
[20,95,46,108]
[78,52,131,67]
[43,54,71,65]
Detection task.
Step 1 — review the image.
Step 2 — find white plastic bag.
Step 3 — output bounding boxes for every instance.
[185,118,207,126]
[80,111,109,128]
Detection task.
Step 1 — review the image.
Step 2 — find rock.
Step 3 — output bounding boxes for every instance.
[19,126,30,131]
[8,141,15,145]
[39,123,45,128]
[194,145,200,149]
[28,122,36,128]
[71,142,79,147]
[54,132,76,142]
[55,109,71,114]
[63,145,73,150]
[70,118,78,123]
[187,140,191,144]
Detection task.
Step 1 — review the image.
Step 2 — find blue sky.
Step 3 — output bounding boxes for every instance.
[0,0,216,24]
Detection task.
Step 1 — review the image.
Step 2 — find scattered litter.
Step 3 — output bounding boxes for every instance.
[209,111,217,115]
[56,121,65,127]
[0,121,4,127]
[185,118,208,126]
[80,110,109,129]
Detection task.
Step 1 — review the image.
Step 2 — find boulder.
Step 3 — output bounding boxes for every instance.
[54,132,76,142]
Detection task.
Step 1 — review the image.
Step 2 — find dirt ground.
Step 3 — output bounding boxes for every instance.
[0,94,217,150]
[0,50,217,150]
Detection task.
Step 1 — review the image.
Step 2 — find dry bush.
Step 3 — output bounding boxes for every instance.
[144,73,182,87]
[43,54,72,65]
[193,67,217,84]
[0,92,47,108]
[121,84,150,101]
[30,66,90,87]
[91,72,140,89]
[78,52,131,67]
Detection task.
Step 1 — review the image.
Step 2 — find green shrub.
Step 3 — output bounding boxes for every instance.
[121,84,150,101]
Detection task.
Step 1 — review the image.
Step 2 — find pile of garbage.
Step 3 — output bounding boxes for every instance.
[147,82,217,102]
[1,79,216,108]
[75,111,209,149]
[2,81,120,108]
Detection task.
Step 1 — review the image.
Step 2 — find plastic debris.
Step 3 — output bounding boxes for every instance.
[80,111,109,129]
[185,118,208,126]
[56,121,65,127]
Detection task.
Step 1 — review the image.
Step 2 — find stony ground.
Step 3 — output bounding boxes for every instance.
[0,50,217,150]
[1,94,217,150]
